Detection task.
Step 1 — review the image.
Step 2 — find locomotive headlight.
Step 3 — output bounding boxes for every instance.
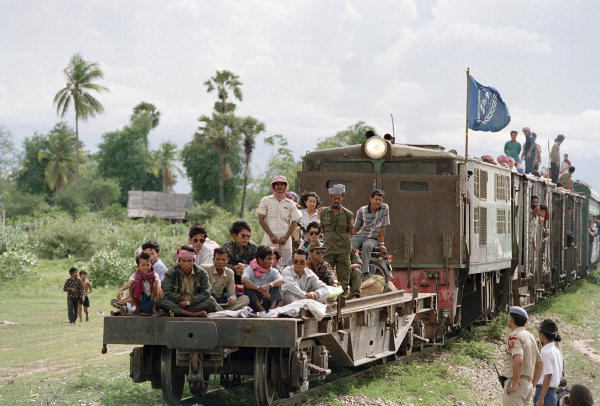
[363,137,388,159]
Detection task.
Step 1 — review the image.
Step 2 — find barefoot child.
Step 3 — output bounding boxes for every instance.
[78,270,92,322]
[63,267,84,325]
[130,252,162,315]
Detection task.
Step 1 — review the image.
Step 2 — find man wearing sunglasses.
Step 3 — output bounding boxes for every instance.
[189,225,214,266]
[281,249,329,304]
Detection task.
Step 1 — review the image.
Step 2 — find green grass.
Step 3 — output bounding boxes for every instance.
[2,259,600,405]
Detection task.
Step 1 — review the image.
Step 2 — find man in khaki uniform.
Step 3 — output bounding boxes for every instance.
[501,306,543,406]
[319,184,362,298]
[202,248,250,311]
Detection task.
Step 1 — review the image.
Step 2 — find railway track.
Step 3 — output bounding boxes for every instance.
[182,339,454,406]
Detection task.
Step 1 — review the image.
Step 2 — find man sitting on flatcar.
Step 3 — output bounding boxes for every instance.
[351,189,390,275]
[307,241,338,287]
[202,248,250,311]
[281,249,329,304]
[155,245,222,317]
[241,246,284,312]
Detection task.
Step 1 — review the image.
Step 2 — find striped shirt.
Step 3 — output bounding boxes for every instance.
[354,203,391,239]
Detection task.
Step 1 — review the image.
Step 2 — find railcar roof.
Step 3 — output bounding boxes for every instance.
[302,143,461,160]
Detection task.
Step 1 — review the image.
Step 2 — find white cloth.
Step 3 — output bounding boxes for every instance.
[258,195,302,249]
[535,342,563,387]
[195,244,215,266]
[281,266,329,303]
[255,299,327,321]
[299,208,319,230]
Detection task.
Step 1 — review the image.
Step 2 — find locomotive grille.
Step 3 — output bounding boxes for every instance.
[479,207,488,246]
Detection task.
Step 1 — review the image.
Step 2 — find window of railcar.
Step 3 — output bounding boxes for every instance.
[474,169,488,200]
[479,207,488,246]
[474,207,480,234]
[381,159,455,175]
[497,209,507,234]
[319,161,373,172]
[495,174,510,202]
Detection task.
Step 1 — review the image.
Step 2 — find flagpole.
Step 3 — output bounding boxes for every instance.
[464,67,470,164]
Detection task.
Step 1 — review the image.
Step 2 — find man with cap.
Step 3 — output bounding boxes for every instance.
[257,175,302,265]
[308,241,338,286]
[500,306,543,406]
[534,319,563,406]
[319,184,361,298]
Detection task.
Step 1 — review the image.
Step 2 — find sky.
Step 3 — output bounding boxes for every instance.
[1,0,599,193]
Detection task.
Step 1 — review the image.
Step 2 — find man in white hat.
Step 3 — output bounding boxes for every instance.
[257,175,302,265]
[500,306,543,406]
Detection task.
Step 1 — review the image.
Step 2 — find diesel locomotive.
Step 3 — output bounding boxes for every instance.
[102,134,598,406]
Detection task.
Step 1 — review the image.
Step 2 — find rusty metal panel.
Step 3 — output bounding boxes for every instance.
[103,317,299,349]
[381,174,461,267]
[297,171,377,213]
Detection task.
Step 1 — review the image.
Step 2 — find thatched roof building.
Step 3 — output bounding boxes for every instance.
[127,191,192,221]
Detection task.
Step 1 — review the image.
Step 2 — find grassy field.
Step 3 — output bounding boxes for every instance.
[1,260,599,406]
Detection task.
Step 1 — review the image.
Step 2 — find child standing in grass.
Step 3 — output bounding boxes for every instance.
[63,267,84,325]
[78,270,92,322]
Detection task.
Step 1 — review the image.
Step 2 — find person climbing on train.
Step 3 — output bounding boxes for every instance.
[257,175,302,265]
[558,166,575,190]
[504,130,522,163]
[499,306,543,406]
[534,319,564,406]
[155,245,221,317]
[319,184,362,299]
[281,249,329,304]
[241,245,284,312]
[550,134,565,183]
[351,189,390,275]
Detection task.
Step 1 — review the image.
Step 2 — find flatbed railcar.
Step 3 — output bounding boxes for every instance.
[103,291,438,405]
[102,134,598,406]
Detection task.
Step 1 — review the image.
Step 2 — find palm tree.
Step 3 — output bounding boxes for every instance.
[152,142,183,192]
[131,101,161,130]
[238,116,265,217]
[38,124,78,192]
[204,70,243,114]
[196,113,240,207]
[53,53,108,175]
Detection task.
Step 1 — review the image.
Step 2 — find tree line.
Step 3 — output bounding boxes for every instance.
[0,53,375,220]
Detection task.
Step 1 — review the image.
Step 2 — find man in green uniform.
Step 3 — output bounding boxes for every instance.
[500,306,543,406]
[319,184,362,298]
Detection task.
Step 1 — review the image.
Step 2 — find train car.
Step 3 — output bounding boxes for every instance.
[574,180,600,273]
[103,134,597,406]
[298,138,514,331]
[103,288,438,405]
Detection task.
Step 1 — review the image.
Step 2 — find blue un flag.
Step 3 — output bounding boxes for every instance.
[467,75,511,132]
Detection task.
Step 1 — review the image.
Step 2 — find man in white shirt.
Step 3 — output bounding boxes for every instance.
[281,249,329,304]
[534,319,564,406]
[257,175,302,265]
[188,225,216,266]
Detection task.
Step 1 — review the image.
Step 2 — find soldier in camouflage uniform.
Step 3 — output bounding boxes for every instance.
[500,306,543,406]
[307,241,338,286]
[319,184,361,298]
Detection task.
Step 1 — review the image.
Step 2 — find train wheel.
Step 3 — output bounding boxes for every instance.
[160,347,185,406]
[254,348,276,406]
[277,348,293,399]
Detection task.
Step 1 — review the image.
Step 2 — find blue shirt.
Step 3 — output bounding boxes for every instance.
[242,265,282,286]
[153,258,169,281]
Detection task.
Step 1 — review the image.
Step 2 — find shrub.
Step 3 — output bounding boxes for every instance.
[0,225,30,254]
[53,185,88,216]
[0,250,38,283]
[88,249,135,287]
[101,203,128,222]
[186,201,227,226]
[79,177,121,210]
[34,214,99,259]
[452,339,496,362]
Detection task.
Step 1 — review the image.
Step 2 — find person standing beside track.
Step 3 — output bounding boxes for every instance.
[534,319,564,406]
[319,184,361,299]
[500,306,543,406]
